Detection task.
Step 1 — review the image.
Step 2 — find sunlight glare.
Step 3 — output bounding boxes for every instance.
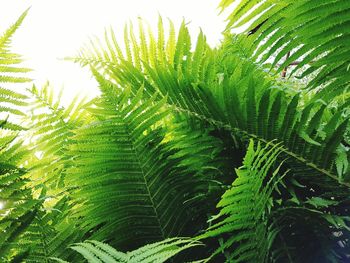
[0,0,226,105]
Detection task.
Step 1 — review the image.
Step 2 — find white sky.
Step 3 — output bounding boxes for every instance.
[0,1,227,103]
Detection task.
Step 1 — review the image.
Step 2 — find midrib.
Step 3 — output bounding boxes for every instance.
[122,118,166,240]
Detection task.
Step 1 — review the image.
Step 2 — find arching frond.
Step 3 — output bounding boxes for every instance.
[65,84,225,251]
[0,6,347,263]
[70,19,350,262]
[72,20,349,187]
[198,140,286,263]
[197,140,350,263]
[0,9,32,130]
[219,0,350,99]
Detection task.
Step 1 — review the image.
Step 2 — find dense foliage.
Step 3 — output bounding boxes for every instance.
[0,1,349,262]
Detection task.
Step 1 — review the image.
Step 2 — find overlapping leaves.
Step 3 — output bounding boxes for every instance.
[219,0,350,99]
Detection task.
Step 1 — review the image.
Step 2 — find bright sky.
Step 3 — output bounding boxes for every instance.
[1,1,227,102]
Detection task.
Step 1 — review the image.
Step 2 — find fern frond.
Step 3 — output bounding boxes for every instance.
[24,197,85,262]
[219,0,350,98]
[0,83,94,262]
[70,20,350,262]
[26,83,92,189]
[0,10,38,260]
[53,238,201,263]
[0,8,32,129]
[0,139,40,261]
[198,140,286,263]
[72,21,349,187]
[65,84,224,251]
